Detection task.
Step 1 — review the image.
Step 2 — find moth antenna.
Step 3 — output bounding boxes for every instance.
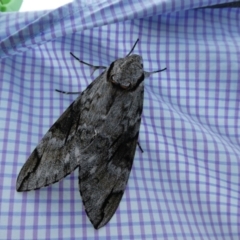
[126,38,139,57]
[144,67,167,78]
[70,52,107,73]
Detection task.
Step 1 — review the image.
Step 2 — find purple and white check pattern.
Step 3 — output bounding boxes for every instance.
[0,0,239,239]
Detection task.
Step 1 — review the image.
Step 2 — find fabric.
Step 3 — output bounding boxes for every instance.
[0,0,240,239]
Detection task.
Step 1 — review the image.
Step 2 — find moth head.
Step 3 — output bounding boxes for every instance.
[107,54,144,90]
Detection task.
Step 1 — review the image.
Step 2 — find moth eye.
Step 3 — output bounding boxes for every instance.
[111,75,118,84]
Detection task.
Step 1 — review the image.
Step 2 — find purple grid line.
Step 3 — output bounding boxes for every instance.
[186,126,204,239]
[5,66,16,240]
[179,122,195,238]
[171,117,187,238]
[220,10,235,240]
[140,18,158,239]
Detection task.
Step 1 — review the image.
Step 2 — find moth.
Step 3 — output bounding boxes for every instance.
[16,39,166,229]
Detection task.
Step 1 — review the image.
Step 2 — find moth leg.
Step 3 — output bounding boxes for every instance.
[137,142,144,153]
[70,52,107,75]
[55,89,81,95]
[144,67,167,78]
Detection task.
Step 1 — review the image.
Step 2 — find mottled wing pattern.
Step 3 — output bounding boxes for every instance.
[16,76,102,192]
[77,59,144,229]
[79,135,140,229]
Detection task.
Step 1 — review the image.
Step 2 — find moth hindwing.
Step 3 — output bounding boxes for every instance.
[16,39,166,229]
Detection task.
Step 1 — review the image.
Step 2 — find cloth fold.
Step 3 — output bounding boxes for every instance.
[1,0,237,58]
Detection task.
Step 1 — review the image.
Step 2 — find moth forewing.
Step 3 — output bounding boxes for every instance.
[16,100,82,191]
[16,40,166,229]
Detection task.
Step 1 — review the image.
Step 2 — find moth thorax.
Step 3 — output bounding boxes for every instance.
[109,54,144,90]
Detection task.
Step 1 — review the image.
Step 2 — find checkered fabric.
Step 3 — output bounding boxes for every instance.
[0,0,240,239]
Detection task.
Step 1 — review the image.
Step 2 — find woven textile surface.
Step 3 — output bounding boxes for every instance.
[0,0,240,239]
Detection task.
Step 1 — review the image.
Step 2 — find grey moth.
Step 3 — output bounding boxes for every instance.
[16,39,166,229]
